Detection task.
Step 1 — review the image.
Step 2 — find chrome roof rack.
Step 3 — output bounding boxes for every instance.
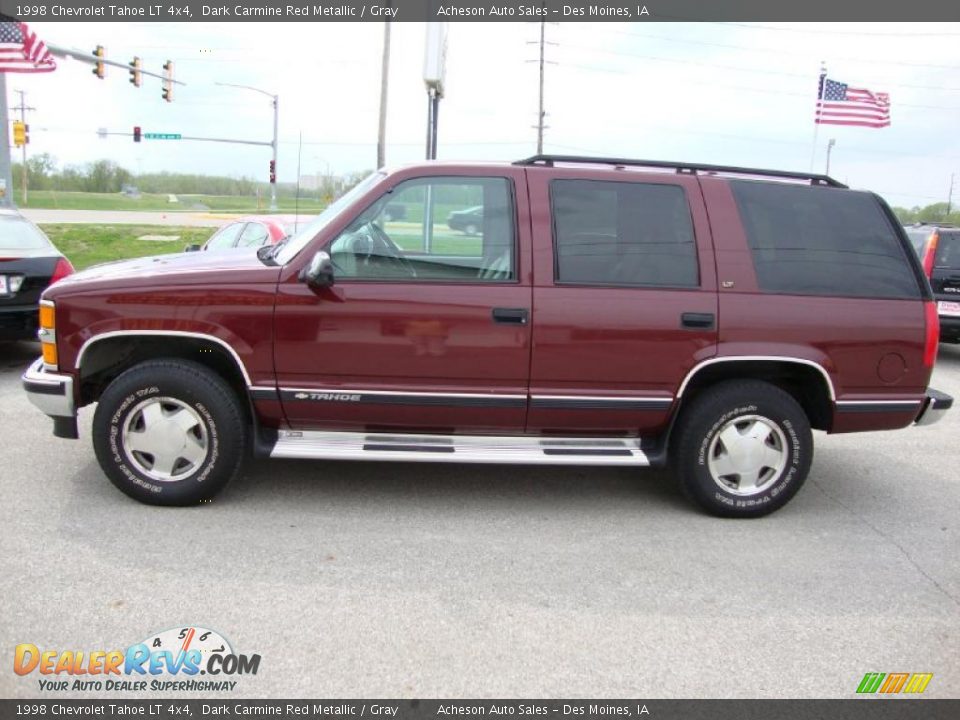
[512,154,847,189]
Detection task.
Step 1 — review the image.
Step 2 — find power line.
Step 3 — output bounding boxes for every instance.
[710,22,960,38]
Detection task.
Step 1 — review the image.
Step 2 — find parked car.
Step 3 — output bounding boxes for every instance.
[23,155,952,517]
[447,205,483,235]
[904,223,960,343]
[381,203,406,222]
[0,209,73,341]
[185,215,305,253]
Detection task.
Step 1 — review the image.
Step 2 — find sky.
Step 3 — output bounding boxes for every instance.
[8,20,960,209]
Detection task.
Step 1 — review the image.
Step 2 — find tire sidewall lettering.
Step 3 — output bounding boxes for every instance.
[106,385,218,493]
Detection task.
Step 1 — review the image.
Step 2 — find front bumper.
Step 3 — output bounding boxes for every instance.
[915,388,953,427]
[22,357,78,438]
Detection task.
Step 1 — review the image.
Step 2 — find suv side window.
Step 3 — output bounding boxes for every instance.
[551,179,698,287]
[732,181,921,299]
[328,176,516,282]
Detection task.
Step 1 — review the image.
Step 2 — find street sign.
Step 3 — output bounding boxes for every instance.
[143,133,181,140]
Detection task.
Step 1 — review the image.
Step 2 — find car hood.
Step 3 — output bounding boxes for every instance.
[45,248,281,296]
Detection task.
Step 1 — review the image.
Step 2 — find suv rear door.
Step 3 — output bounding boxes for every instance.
[525,167,718,434]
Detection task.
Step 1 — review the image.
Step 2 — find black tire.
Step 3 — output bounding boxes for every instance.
[92,360,247,506]
[672,380,813,518]
[465,223,478,236]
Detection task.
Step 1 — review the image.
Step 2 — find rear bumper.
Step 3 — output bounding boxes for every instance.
[915,388,953,427]
[939,314,960,342]
[22,357,78,438]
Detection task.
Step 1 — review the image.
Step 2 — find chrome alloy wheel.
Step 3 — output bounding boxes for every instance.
[121,396,209,482]
[707,414,788,496]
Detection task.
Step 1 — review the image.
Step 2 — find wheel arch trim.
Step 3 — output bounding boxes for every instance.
[75,330,253,386]
[676,355,836,402]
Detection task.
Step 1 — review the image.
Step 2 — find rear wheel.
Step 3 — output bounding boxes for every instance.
[92,360,246,506]
[672,380,813,518]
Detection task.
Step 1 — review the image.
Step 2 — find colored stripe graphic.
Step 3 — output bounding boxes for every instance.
[903,673,934,694]
[857,673,885,694]
[879,673,909,693]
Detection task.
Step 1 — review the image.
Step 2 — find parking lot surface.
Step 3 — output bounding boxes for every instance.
[1,340,958,698]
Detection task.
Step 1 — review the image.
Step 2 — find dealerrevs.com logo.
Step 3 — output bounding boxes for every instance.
[14,626,260,693]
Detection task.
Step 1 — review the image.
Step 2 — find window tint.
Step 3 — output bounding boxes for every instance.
[205,223,244,251]
[237,222,270,248]
[732,181,920,299]
[328,176,515,282]
[935,232,960,269]
[551,180,698,287]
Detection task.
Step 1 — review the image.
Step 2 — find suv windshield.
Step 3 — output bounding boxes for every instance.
[935,231,960,268]
[273,172,384,264]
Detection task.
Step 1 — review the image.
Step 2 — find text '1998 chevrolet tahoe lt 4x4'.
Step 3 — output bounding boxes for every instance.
[22,156,954,517]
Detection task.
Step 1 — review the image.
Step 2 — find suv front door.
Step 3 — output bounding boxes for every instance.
[273,170,533,433]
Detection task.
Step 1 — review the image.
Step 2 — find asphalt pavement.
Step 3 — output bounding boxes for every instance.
[21,209,228,227]
[1,339,958,699]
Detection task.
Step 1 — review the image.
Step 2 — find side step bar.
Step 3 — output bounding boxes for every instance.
[271,431,651,466]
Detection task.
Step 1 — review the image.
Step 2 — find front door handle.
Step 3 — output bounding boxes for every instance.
[681,312,715,329]
[492,307,529,325]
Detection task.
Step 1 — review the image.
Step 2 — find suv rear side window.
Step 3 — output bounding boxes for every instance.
[731,181,920,299]
[551,180,698,287]
[935,231,960,268]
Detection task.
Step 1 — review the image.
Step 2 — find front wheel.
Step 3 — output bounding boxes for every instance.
[672,380,813,518]
[92,360,247,506]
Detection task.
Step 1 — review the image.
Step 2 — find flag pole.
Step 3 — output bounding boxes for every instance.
[0,73,14,209]
[809,62,826,172]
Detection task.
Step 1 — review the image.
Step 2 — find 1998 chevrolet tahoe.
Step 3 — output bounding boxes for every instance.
[22,155,954,517]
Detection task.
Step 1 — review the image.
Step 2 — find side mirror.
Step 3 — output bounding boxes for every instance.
[299,250,335,289]
[184,244,201,253]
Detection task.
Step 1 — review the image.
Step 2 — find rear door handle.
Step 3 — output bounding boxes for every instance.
[492,307,529,325]
[681,312,715,329]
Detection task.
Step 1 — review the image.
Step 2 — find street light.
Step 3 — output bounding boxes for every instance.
[216,81,279,211]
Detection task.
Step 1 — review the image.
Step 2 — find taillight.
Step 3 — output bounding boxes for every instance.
[921,231,939,278]
[50,257,74,285]
[923,300,940,368]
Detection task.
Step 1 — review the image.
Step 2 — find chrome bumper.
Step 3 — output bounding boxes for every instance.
[915,388,953,427]
[22,357,75,420]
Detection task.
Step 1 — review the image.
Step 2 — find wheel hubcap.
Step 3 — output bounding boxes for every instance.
[707,414,787,496]
[121,397,209,482]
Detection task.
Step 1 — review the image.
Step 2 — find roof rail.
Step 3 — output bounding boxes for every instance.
[512,154,847,188]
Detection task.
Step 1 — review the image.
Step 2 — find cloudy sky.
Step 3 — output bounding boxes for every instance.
[10,21,960,208]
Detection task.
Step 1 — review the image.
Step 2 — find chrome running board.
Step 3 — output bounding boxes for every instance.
[270,430,650,466]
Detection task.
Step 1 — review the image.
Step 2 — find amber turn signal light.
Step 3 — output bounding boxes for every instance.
[39,303,55,329]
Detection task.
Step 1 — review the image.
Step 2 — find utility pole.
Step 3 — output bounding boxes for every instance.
[536,20,546,154]
[948,173,955,216]
[14,90,35,205]
[526,14,555,154]
[377,10,392,169]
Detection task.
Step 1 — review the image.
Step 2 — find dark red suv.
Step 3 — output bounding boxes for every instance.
[22,156,953,517]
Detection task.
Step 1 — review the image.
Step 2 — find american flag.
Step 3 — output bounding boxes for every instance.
[815,75,890,128]
[0,15,56,73]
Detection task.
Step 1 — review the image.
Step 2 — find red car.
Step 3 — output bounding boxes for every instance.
[186,215,309,252]
[22,156,952,517]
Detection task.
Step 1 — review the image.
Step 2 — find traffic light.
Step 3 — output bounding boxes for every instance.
[92,45,105,79]
[269,160,276,184]
[133,126,142,143]
[129,57,142,88]
[12,121,26,147]
[162,60,173,102]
